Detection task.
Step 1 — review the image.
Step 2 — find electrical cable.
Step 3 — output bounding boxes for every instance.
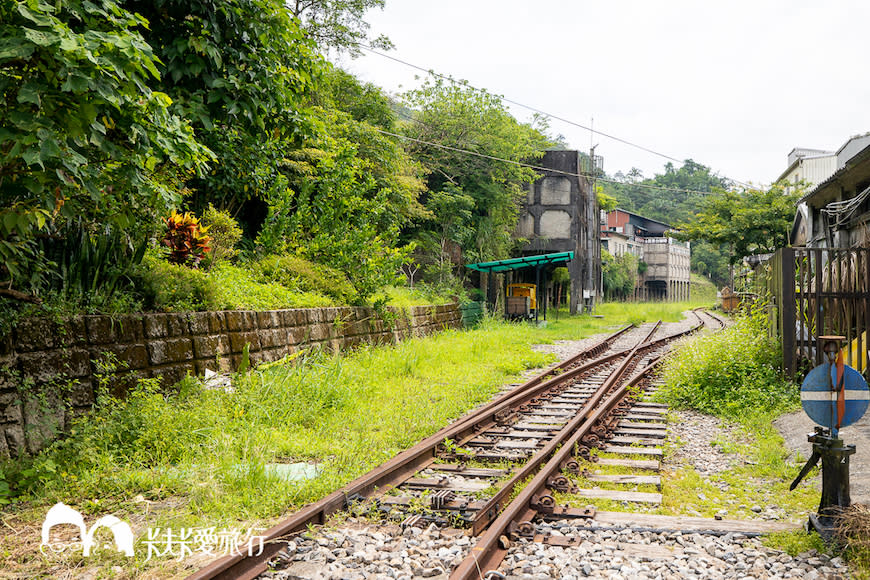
[355,44,759,190]
[372,127,726,197]
[821,184,870,227]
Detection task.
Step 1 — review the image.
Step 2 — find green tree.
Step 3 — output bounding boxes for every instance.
[596,185,618,212]
[601,250,638,300]
[690,240,729,287]
[288,0,393,55]
[673,183,802,284]
[418,184,474,285]
[0,0,209,296]
[125,0,321,232]
[400,78,554,267]
[257,68,425,300]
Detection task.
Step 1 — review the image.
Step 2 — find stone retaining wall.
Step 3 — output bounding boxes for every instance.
[0,303,462,459]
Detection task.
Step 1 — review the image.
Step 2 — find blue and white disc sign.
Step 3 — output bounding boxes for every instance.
[801,362,870,436]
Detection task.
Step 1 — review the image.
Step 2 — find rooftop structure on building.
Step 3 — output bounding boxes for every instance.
[798,132,870,249]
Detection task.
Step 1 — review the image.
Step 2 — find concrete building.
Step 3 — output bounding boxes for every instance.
[777,147,837,245]
[600,229,642,259]
[601,209,691,301]
[516,150,600,313]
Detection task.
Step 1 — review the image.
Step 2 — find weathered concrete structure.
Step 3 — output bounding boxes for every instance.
[516,150,600,313]
[602,209,691,301]
[642,237,691,300]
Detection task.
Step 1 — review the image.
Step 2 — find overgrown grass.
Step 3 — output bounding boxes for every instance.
[0,303,712,576]
[763,529,826,557]
[3,316,600,576]
[656,304,798,417]
[538,299,713,341]
[690,273,718,303]
[372,285,454,308]
[651,303,844,563]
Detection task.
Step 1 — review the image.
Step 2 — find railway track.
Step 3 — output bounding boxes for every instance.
[187,310,729,580]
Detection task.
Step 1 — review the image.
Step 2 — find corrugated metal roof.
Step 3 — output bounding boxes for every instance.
[610,208,673,230]
[465,251,574,273]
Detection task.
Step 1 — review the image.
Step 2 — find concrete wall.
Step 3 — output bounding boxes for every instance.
[518,150,600,314]
[0,304,462,459]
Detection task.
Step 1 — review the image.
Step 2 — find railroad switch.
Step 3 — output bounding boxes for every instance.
[792,336,869,540]
[790,427,856,538]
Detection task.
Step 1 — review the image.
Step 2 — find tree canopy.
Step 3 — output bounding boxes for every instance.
[0,0,209,291]
[289,0,393,55]
[672,182,802,265]
[400,78,554,271]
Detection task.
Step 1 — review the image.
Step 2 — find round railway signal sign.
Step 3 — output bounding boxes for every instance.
[801,362,870,436]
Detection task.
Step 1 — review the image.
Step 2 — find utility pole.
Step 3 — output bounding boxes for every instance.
[589,117,600,313]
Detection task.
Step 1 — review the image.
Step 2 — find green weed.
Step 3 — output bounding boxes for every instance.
[763,530,826,556]
[656,304,798,417]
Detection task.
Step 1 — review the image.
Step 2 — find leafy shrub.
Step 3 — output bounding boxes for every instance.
[137,251,334,311]
[210,263,333,310]
[200,205,243,268]
[162,211,212,267]
[137,249,217,311]
[658,303,798,418]
[40,219,147,308]
[253,254,357,303]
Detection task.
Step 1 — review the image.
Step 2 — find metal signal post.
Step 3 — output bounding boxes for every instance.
[790,336,869,538]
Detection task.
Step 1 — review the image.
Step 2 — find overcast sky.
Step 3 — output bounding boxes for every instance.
[342,0,870,188]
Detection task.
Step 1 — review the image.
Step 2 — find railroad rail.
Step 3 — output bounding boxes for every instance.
[187,311,721,580]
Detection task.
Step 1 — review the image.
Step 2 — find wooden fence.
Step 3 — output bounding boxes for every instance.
[767,247,870,379]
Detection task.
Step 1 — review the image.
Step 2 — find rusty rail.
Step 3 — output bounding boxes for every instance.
[185,324,634,580]
[449,316,712,579]
[463,322,661,536]
[450,350,672,579]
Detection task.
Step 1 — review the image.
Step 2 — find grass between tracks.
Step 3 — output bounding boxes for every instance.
[0,300,705,578]
[568,303,858,570]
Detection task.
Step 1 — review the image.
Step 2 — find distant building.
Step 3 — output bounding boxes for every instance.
[800,133,870,248]
[600,209,691,301]
[600,229,642,259]
[516,150,600,313]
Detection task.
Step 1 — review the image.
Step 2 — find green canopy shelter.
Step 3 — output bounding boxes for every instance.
[466,251,574,322]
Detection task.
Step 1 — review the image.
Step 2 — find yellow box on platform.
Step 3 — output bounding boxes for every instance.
[507,283,536,311]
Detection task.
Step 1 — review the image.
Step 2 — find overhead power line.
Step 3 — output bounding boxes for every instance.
[356,44,759,190]
[372,127,725,197]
